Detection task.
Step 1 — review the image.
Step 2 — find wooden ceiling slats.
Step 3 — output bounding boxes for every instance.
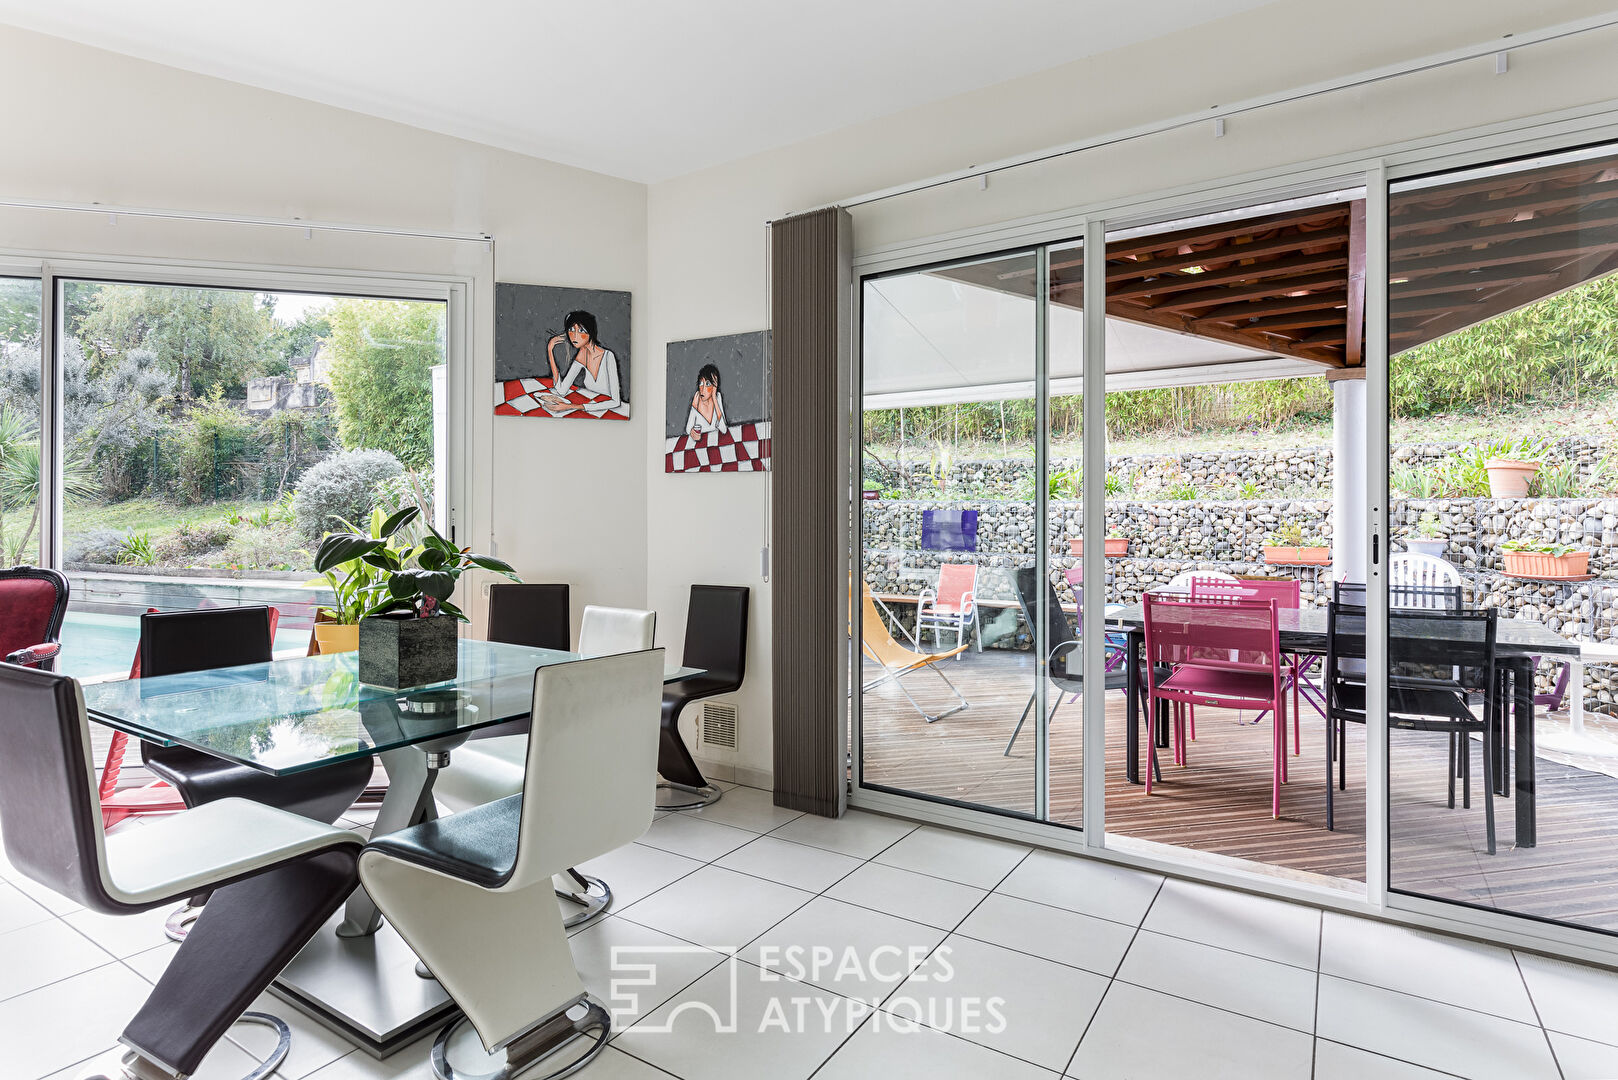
[1144,270,1349,312]
[1190,290,1348,324]
[1391,228,1618,279]
[1391,205,1618,259]
[1105,226,1349,283]
[1388,176,1618,236]
[1104,204,1348,260]
[1107,250,1349,301]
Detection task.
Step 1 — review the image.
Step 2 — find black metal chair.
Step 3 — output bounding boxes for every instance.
[0,564,69,669]
[1324,601,1501,852]
[137,607,373,938]
[658,585,748,809]
[486,583,570,651]
[0,661,362,1080]
[1005,566,1126,756]
[1333,580,1463,611]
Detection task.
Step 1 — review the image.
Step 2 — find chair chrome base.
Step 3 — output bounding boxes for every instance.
[554,869,611,929]
[656,781,723,810]
[430,1000,610,1080]
[77,1013,290,1080]
[163,901,201,943]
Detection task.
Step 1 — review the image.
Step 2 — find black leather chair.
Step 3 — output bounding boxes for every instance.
[137,607,373,938]
[486,583,570,651]
[658,585,748,809]
[0,662,362,1080]
[1004,566,1128,756]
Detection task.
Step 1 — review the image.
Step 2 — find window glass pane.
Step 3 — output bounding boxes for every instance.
[1386,145,1618,931]
[56,281,448,681]
[0,276,43,568]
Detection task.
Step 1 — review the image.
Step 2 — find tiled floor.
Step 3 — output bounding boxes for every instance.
[5,784,1618,1079]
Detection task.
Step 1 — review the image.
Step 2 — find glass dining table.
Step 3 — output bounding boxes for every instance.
[83,639,703,1058]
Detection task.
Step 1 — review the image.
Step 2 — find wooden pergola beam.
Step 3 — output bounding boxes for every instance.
[1144,270,1349,312]
[1106,299,1343,367]
[1105,226,1349,283]
[1390,228,1618,279]
[1391,205,1618,259]
[1190,289,1348,324]
[1389,177,1618,236]
[1104,203,1351,260]
[1107,250,1349,301]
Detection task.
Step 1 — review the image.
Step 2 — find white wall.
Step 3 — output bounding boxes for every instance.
[643,0,1618,785]
[0,25,649,635]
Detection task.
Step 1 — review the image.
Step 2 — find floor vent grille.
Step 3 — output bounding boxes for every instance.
[700,702,738,751]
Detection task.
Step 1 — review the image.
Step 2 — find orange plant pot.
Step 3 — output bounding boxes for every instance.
[1264,546,1330,565]
[1502,550,1589,579]
[1070,538,1130,557]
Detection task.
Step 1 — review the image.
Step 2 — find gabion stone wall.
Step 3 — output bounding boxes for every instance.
[862,441,1618,712]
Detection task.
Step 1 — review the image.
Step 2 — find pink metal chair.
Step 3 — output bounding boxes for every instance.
[1143,593,1289,818]
[916,563,979,655]
[1191,577,1319,751]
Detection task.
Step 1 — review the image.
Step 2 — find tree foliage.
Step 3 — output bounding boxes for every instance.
[324,299,441,469]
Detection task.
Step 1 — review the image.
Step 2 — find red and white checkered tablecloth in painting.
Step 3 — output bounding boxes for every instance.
[495,377,629,420]
[664,422,772,473]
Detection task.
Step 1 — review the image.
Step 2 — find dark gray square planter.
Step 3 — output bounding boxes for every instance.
[358,614,459,689]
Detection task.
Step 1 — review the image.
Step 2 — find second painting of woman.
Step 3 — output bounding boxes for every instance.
[494,282,631,420]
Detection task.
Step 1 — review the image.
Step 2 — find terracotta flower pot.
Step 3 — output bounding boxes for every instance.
[1502,550,1589,579]
[1264,546,1330,565]
[313,622,359,654]
[1070,538,1129,557]
[1484,458,1540,498]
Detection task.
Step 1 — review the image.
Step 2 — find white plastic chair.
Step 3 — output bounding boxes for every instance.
[1388,552,1461,603]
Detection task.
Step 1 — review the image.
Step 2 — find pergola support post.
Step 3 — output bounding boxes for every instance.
[1329,367,1368,586]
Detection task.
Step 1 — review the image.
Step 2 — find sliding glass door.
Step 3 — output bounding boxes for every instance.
[0,276,44,566]
[1385,143,1618,934]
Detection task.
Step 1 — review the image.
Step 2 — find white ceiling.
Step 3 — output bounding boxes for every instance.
[0,0,1273,183]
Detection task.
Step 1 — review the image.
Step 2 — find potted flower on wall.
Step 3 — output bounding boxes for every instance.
[1406,513,1449,560]
[1483,437,1548,498]
[1263,523,1330,566]
[1069,524,1131,558]
[313,506,519,687]
[1501,538,1590,580]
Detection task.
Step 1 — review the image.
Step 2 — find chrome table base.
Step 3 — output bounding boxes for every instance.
[656,781,723,810]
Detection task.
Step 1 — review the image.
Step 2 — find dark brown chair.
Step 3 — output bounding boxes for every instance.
[659,585,748,809]
[486,582,571,651]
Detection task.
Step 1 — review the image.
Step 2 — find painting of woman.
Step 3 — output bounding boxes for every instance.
[538,309,623,416]
[684,363,728,444]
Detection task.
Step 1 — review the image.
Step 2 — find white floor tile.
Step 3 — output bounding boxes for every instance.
[1516,950,1618,1047]
[0,878,53,936]
[1315,975,1559,1080]
[826,862,986,930]
[1549,1030,1618,1080]
[1320,913,1536,1023]
[569,916,727,1032]
[742,896,946,1003]
[123,941,179,983]
[0,962,151,1079]
[0,918,115,1003]
[1066,981,1314,1080]
[893,933,1108,1073]
[994,850,1162,927]
[769,809,915,859]
[573,842,705,910]
[3,868,82,916]
[677,786,804,833]
[299,1033,436,1079]
[956,894,1137,978]
[1115,930,1317,1033]
[714,836,862,893]
[873,826,1032,890]
[617,865,812,951]
[61,904,175,959]
[817,1013,1060,1079]
[1141,879,1320,969]
[1312,1040,1466,1079]
[228,988,358,1079]
[635,814,757,862]
[614,962,862,1080]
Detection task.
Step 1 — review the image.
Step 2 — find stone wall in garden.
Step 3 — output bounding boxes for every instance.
[863,439,1618,710]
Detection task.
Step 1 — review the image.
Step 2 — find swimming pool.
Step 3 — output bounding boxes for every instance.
[58,609,311,679]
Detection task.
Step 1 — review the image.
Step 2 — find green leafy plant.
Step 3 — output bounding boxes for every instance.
[1529,459,1582,498]
[1390,463,1443,499]
[1265,523,1323,547]
[1105,470,1128,498]
[117,529,157,566]
[1417,512,1444,539]
[1237,479,1262,500]
[1167,480,1200,500]
[1501,538,1582,557]
[313,505,518,622]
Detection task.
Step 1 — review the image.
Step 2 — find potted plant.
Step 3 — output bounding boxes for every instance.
[313,506,519,687]
[1483,437,1548,498]
[1501,539,1589,580]
[1263,523,1330,565]
[1406,513,1448,560]
[307,510,396,655]
[1069,533,1131,558]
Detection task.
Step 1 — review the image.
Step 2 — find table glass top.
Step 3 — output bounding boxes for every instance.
[82,640,702,776]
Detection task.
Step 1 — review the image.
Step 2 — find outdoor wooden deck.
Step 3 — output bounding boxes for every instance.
[862,649,1618,930]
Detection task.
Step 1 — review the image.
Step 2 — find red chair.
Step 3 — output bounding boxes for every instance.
[0,565,69,669]
[1143,593,1289,818]
[1191,577,1317,751]
[916,563,979,655]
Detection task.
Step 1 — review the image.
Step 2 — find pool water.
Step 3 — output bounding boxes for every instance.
[58,610,310,679]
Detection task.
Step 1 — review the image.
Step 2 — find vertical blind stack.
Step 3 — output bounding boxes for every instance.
[769,206,852,817]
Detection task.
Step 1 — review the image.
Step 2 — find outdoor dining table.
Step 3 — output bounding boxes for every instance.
[81,639,703,1058]
[1109,602,1577,847]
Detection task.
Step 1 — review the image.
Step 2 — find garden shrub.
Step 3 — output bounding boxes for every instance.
[292,448,404,540]
[171,388,257,504]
